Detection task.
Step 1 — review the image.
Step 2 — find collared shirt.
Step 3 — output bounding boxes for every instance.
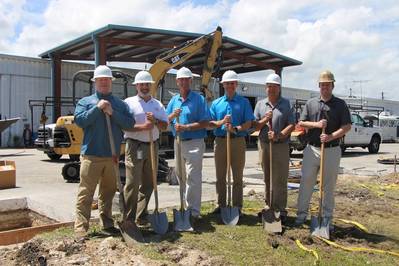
[210,93,255,137]
[166,90,211,139]
[124,95,168,142]
[74,91,135,156]
[300,95,351,146]
[254,96,295,143]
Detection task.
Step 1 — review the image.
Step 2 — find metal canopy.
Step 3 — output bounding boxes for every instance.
[40,24,302,121]
[39,24,301,74]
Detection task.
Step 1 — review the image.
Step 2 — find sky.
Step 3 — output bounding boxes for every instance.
[1,0,398,100]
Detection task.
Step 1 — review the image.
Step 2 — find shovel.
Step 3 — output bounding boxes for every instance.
[221,130,240,226]
[310,128,330,239]
[148,128,169,235]
[105,114,145,244]
[262,121,282,233]
[173,116,193,232]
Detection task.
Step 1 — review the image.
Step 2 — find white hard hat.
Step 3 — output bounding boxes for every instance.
[91,65,115,81]
[265,73,281,85]
[176,67,193,79]
[221,70,239,83]
[133,70,155,85]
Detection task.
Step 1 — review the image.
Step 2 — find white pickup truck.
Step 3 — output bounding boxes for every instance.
[341,113,383,153]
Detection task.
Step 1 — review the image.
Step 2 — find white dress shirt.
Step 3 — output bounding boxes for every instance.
[124,95,168,142]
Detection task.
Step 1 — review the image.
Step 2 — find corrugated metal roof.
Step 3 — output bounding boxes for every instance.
[39,24,302,74]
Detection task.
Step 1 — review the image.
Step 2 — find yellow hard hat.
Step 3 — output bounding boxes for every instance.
[318,70,335,83]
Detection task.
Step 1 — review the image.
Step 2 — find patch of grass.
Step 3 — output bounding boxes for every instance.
[39,226,74,241]
[138,195,399,266]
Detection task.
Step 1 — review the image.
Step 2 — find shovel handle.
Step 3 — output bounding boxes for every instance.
[149,129,157,192]
[105,114,126,218]
[148,127,162,214]
[268,120,273,209]
[176,116,185,210]
[226,130,232,206]
[319,128,326,218]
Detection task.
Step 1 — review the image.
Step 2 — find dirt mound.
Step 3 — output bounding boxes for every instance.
[15,238,47,265]
[157,244,225,265]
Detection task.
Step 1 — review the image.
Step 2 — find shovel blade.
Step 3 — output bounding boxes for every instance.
[220,207,239,226]
[118,221,145,245]
[310,215,330,239]
[149,211,169,235]
[173,209,193,232]
[262,209,282,233]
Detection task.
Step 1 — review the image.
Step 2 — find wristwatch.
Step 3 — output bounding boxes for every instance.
[233,126,239,134]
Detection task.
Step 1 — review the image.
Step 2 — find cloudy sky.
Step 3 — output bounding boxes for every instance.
[1,0,398,100]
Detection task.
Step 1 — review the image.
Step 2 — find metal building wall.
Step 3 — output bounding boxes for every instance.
[1,53,399,147]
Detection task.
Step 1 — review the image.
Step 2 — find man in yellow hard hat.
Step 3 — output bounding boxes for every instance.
[295,70,352,231]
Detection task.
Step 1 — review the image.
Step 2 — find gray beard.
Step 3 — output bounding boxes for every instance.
[138,92,150,97]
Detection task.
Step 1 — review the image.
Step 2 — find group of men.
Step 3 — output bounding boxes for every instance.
[73,64,351,237]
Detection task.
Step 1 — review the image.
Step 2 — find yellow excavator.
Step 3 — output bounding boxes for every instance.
[34,27,223,181]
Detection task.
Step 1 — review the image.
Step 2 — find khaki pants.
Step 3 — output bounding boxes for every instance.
[74,155,117,232]
[297,145,341,219]
[259,141,290,214]
[214,136,246,208]
[124,139,157,221]
[174,138,205,217]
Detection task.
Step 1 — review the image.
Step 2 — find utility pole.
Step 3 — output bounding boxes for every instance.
[352,80,371,105]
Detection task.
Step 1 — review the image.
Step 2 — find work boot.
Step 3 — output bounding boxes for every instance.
[101,226,121,236]
[295,215,307,227]
[136,213,150,226]
[211,207,221,214]
[190,214,202,225]
[280,214,288,225]
[74,229,88,241]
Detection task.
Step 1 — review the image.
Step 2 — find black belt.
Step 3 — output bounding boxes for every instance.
[309,142,339,148]
[126,138,151,144]
[177,138,192,142]
[216,135,243,139]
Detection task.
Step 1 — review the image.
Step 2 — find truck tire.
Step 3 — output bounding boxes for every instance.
[69,154,80,161]
[368,135,380,154]
[62,162,80,182]
[340,145,346,155]
[47,152,62,160]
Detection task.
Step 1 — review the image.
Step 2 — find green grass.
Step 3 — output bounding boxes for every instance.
[34,177,399,266]
[138,197,399,266]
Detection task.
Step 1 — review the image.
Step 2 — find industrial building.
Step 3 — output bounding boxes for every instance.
[2,53,399,147]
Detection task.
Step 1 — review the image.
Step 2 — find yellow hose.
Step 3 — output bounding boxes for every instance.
[295,239,320,265]
[335,219,369,233]
[315,236,399,258]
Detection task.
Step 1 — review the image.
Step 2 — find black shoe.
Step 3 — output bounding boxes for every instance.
[280,215,288,225]
[102,226,121,236]
[191,214,202,225]
[136,217,150,226]
[211,207,221,214]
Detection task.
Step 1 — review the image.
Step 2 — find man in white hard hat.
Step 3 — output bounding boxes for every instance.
[74,65,134,237]
[123,70,168,227]
[166,67,210,220]
[295,70,351,230]
[254,73,295,223]
[209,70,254,214]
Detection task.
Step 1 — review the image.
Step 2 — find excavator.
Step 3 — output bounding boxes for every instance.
[34,27,223,181]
